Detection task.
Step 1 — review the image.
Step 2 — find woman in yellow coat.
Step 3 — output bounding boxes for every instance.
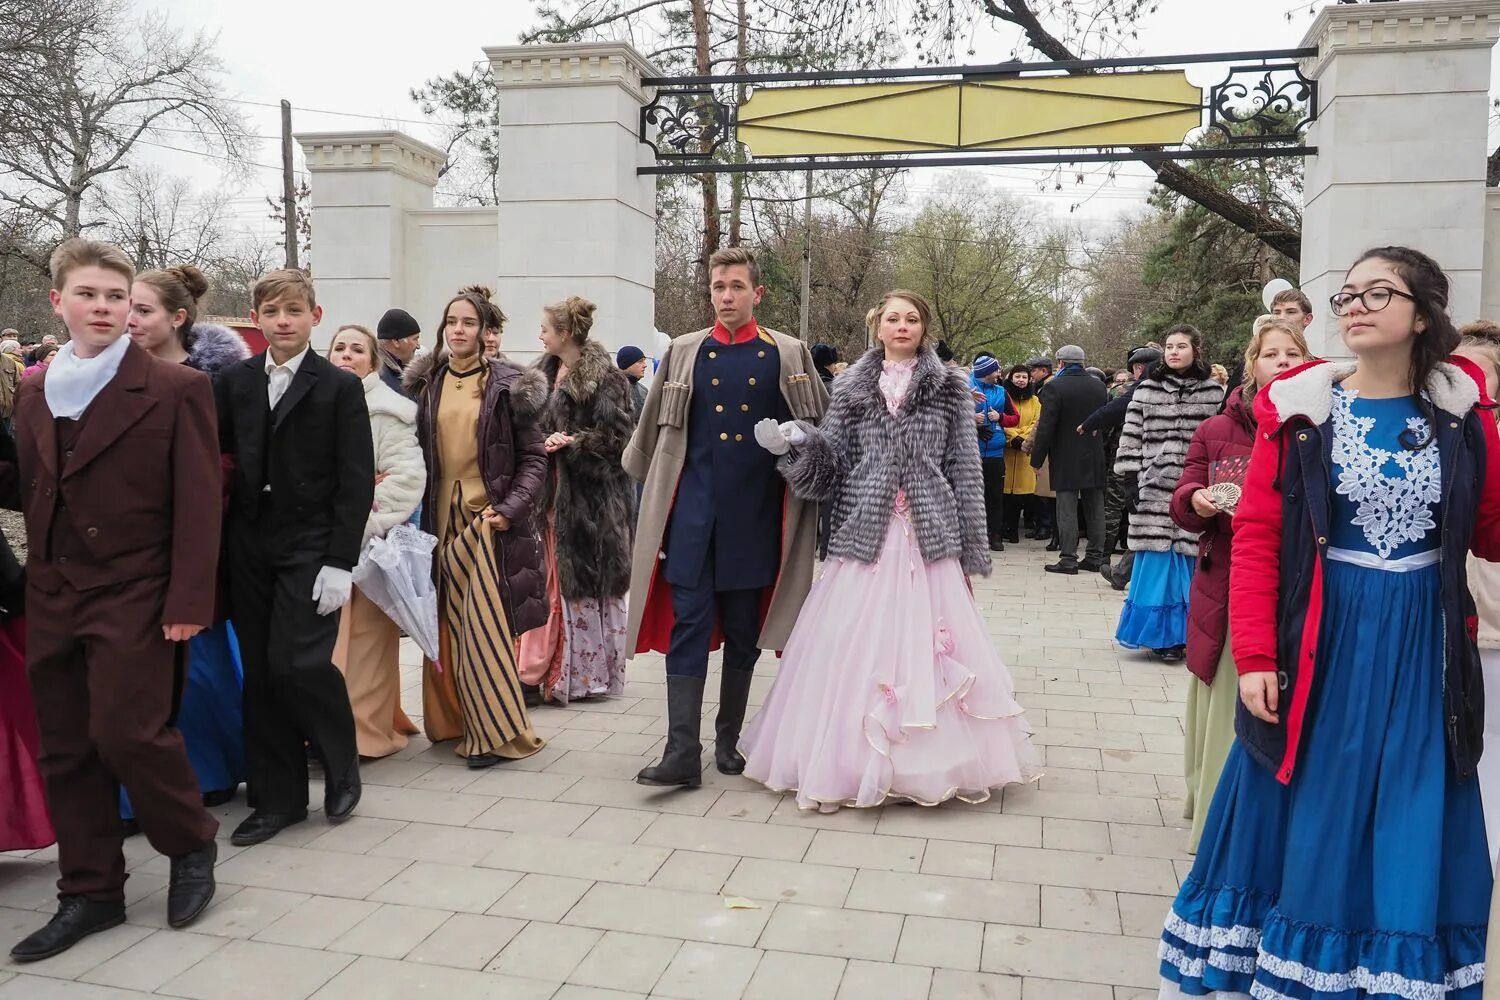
[1001,365,1041,543]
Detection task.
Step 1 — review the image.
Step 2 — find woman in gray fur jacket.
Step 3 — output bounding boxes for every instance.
[737,290,1038,813]
[1112,324,1225,662]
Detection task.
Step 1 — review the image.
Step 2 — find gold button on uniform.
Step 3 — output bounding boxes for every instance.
[748,377,757,386]
[709,351,718,359]
[740,404,749,412]
[720,432,728,441]
[758,351,766,358]
[735,434,744,442]
[715,404,724,412]
[712,378,720,386]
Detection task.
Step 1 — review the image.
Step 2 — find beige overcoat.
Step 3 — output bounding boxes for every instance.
[623,327,828,657]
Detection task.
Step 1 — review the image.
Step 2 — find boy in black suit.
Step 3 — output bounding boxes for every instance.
[216,270,375,846]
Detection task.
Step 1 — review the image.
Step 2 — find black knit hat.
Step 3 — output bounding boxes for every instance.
[377,308,420,341]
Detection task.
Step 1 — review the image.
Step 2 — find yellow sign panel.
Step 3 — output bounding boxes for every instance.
[736,71,1202,157]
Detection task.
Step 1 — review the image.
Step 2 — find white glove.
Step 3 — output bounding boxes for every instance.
[754,418,790,456]
[312,566,353,617]
[783,422,808,447]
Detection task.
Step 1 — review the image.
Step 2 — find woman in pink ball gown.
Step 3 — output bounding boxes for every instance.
[741,290,1039,811]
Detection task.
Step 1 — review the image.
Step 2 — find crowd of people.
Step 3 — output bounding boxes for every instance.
[1,235,1499,998]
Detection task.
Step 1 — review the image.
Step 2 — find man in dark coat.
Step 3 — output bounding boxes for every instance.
[376,308,422,399]
[1082,345,1162,587]
[1031,344,1108,575]
[217,270,375,847]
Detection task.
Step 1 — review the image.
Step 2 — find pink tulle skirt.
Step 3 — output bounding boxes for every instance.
[741,513,1041,811]
[0,618,55,850]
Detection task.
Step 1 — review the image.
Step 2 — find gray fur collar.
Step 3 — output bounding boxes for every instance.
[185,323,250,375]
[535,340,618,404]
[837,347,963,414]
[1265,359,1480,426]
[402,347,546,420]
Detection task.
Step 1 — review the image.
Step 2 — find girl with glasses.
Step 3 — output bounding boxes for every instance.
[1158,247,1498,998]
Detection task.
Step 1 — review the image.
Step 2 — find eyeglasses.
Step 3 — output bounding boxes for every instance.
[1329,287,1417,316]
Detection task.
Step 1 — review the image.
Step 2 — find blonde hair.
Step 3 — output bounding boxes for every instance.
[1458,320,1500,388]
[543,295,598,347]
[1243,317,1313,398]
[1210,363,1229,385]
[865,289,937,352]
[329,323,378,363]
[708,246,760,286]
[50,238,134,291]
[135,264,210,342]
[252,269,317,311]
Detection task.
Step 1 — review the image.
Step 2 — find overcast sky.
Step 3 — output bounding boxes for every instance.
[135,0,1490,239]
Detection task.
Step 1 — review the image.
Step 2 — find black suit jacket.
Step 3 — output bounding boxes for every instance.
[215,349,374,570]
[1030,365,1109,491]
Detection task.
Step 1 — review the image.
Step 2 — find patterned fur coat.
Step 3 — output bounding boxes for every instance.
[781,347,991,577]
[1113,372,1224,556]
[185,323,250,377]
[534,340,636,601]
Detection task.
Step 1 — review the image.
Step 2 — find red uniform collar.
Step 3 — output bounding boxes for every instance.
[711,318,760,345]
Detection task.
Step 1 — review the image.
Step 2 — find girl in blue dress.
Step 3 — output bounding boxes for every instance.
[1158,247,1498,998]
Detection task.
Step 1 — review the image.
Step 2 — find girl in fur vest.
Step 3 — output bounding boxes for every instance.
[1168,318,1309,854]
[325,325,424,759]
[1159,248,1500,999]
[124,265,249,814]
[1113,324,1224,662]
[740,290,1038,812]
[516,297,635,705]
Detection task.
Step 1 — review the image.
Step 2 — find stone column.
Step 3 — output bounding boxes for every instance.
[485,42,660,362]
[1297,0,1500,356]
[296,130,447,347]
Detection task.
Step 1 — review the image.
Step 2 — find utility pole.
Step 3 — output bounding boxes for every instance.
[280,100,299,270]
[798,166,812,342]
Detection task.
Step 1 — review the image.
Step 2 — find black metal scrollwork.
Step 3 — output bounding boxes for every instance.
[641,88,734,159]
[1207,64,1317,144]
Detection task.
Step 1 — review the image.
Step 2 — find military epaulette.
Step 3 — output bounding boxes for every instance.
[757,329,776,346]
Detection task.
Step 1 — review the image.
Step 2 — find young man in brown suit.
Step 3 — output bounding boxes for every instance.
[8,239,223,962]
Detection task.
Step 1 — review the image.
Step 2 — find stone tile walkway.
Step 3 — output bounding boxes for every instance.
[0,541,1189,998]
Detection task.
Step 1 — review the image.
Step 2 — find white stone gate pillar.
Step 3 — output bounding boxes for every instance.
[485,42,661,362]
[1298,0,1500,356]
[296,130,447,347]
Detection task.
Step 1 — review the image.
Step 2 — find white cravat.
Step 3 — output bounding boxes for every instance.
[44,335,130,420]
[265,345,310,409]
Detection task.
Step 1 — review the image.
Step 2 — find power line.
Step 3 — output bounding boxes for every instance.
[133,138,307,178]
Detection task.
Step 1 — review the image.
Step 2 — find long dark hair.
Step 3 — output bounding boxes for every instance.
[1348,246,1461,449]
[1148,323,1212,382]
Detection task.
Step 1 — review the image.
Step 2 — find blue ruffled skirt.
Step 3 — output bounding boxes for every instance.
[1115,549,1192,650]
[121,621,245,819]
[1159,560,1490,998]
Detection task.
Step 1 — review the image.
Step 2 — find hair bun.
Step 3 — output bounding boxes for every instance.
[169,264,210,301]
[565,296,597,340]
[459,284,495,301]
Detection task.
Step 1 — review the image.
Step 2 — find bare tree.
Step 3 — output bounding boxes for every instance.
[92,165,231,271]
[411,63,502,206]
[0,3,247,267]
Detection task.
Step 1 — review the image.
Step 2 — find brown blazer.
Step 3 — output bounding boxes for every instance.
[6,341,222,627]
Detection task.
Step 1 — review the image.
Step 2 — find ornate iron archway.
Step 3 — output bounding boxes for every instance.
[637,48,1317,175]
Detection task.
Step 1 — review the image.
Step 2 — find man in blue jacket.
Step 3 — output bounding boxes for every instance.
[971,355,1010,552]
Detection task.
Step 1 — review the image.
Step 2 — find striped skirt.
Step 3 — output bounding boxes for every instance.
[428,486,544,761]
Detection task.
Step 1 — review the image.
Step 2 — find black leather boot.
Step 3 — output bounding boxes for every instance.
[10,896,125,962]
[637,675,705,788]
[714,668,755,775]
[167,840,217,928]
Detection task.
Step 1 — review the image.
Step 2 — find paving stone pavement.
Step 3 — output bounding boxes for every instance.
[0,541,1189,998]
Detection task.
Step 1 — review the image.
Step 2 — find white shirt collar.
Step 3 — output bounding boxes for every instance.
[265,344,311,376]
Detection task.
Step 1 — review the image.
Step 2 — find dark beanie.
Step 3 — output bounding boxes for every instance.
[811,344,838,370]
[617,345,645,369]
[936,340,954,363]
[377,308,420,341]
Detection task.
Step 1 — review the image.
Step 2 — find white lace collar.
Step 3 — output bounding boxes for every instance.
[1330,386,1441,558]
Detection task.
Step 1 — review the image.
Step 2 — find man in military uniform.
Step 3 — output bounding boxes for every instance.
[624,248,828,788]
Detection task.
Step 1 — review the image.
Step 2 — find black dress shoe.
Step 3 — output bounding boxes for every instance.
[1044,562,1078,575]
[230,810,308,847]
[325,766,361,822]
[1045,538,1060,552]
[1004,531,1020,544]
[521,683,543,708]
[1154,646,1186,663]
[467,753,502,770]
[988,537,1005,552]
[1101,564,1126,591]
[10,896,125,962]
[168,841,217,928]
[1078,558,1104,573]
